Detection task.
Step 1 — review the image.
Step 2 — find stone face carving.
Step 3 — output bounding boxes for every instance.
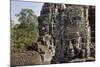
[64,6,90,59]
[39,3,95,63]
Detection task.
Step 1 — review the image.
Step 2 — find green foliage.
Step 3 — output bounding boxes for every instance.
[11,9,39,48]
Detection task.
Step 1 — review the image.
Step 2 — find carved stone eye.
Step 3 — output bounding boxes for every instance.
[71,39,77,44]
[72,16,81,20]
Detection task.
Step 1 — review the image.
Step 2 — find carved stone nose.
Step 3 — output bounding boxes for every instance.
[69,41,74,53]
[67,41,75,57]
[69,41,73,49]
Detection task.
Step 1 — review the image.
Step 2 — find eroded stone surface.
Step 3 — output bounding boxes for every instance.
[39,3,95,63]
[11,48,42,66]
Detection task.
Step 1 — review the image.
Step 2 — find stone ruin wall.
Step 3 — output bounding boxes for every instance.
[39,3,95,63]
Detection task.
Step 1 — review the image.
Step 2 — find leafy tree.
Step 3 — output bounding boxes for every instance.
[11,9,39,48]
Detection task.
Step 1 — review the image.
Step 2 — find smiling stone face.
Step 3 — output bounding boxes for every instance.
[64,31,82,58]
[62,6,86,59]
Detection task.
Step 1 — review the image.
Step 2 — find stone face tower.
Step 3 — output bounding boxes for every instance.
[39,3,94,63]
[64,5,90,59]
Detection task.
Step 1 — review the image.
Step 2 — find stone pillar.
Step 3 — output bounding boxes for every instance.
[83,6,91,58]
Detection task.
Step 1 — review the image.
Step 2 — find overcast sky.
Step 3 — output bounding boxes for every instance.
[11,0,43,22]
